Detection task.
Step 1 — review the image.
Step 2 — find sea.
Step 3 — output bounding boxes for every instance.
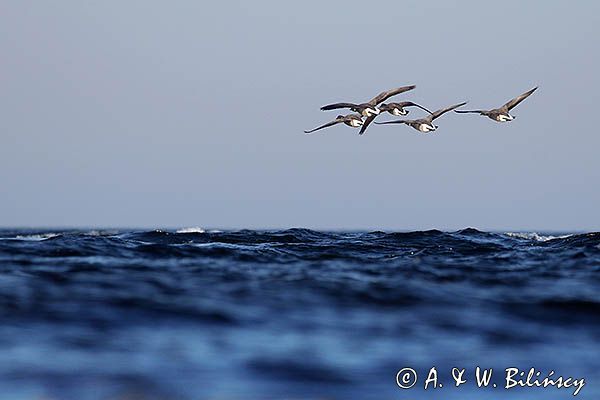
[0,228,598,400]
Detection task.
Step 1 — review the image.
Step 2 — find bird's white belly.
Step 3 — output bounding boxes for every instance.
[419,124,434,132]
[350,119,362,127]
[364,107,379,116]
[497,114,514,122]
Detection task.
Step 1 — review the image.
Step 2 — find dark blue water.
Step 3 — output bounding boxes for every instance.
[0,228,598,400]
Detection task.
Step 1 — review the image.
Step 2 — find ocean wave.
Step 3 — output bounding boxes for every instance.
[83,230,119,237]
[504,232,574,242]
[176,227,206,234]
[9,233,61,241]
[0,227,599,399]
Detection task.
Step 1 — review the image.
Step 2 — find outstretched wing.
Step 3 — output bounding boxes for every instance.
[320,102,358,111]
[502,87,538,110]
[359,115,377,135]
[374,120,410,126]
[454,109,485,114]
[429,102,468,121]
[399,101,433,114]
[304,119,343,134]
[368,85,416,105]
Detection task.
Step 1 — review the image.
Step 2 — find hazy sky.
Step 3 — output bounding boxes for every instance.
[1,1,599,231]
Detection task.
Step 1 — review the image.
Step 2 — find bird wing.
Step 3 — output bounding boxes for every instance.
[368,85,416,105]
[304,119,343,134]
[399,101,433,114]
[373,120,410,126]
[320,102,358,111]
[454,109,485,114]
[359,115,377,135]
[428,102,468,121]
[502,87,538,110]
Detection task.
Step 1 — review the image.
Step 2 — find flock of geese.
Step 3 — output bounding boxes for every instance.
[304,85,538,135]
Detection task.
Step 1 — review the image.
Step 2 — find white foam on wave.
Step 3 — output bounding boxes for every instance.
[176,227,205,234]
[12,233,61,241]
[504,232,573,242]
[190,242,268,250]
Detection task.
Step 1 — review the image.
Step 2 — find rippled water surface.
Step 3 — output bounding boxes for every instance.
[0,228,599,399]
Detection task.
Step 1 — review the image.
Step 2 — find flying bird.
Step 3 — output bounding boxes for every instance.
[374,102,467,133]
[359,101,433,135]
[454,87,538,122]
[378,101,433,117]
[320,85,416,118]
[304,114,363,134]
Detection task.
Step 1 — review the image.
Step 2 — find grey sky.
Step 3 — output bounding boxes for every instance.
[1,1,599,231]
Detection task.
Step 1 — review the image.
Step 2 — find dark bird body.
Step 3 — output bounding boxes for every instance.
[454,87,537,122]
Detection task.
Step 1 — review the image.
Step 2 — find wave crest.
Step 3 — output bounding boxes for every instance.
[504,232,573,242]
[176,227,206,234]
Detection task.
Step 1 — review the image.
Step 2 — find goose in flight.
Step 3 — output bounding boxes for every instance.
[320,85,416,118]
[375,102,467,133]
[359,101,433,135]
[454,87,537,122]
[304,114,363,134]
[379,101,432,117]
